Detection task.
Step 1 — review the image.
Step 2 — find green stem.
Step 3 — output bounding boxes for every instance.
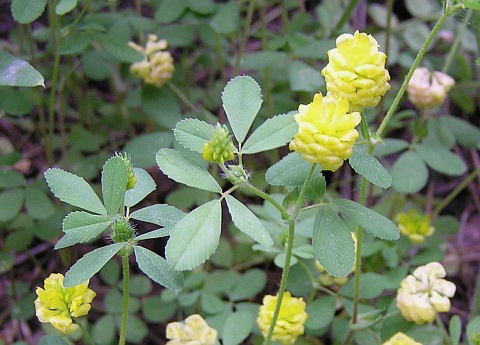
[264,222,295,345]
[232,0,256,76]
[436,314,452,345]
[214,32,227,84]
[285,164,316,223]
[167,82,215,123]
[442,9,472,74]
[240,182,290,220]
[73,316,96,345]
[333,0,359,33]
[119,255,130,345]
[432,166,480,219]
[279,0,290,34]
[470,274,480,319]
[375,11,449,139]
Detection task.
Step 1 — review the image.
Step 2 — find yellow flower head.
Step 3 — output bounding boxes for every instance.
[396,262,456,324]
[166,314,217,345]
[407,67,455,109]
[202,123,235,164]
[289,93,361,172]
[34,273,96,334]
[129,34,174,88]
[396,209,435,243]
[383,332,423,345]
[321,30,391,111]
[257,291,308,345]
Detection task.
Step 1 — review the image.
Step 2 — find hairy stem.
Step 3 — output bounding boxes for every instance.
[119,255,130,345]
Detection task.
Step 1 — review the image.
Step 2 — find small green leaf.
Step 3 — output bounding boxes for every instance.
[392,151,428,194]
[289,60,324,92]
[333,199,399,240]
[45,168,107,215]
[92,315,116,345]
[62,211,111,243]
[124,131,174,169]
[155,0,187,23]
[463,0,480,9]
[222,76,263,143]
[312,205,355,277]
[130,204,185,227]
[124,168,156,207]
[39,335,70,345]
[201,292,225,314]
[0,170,26,188]
[102,156,128,217]
[222,311,255,345]
[466,316,480,345]
[141,86,182,130]
[156,148,222,193]
[0,189,25,222]
[242,114,297,154]
[372,138,409,157]
[266,152,318,186]
[135,228,171,241]
[227,268,267,302]
[25,186,55,220]
[226,195,273,247]
[449,315,461,345]
[134,246,184,291]
[210,2,240,35]
[415,143,467,176]
[95,33,143,63]
[349,145,392,189]
[55,0,77,15]
[305,296,336,330]
[0,51,44,87]
[11,0,48,24]
[339,273,386,298]
[174,118,215,153]
[166,200,222,270]
[64,242,126,286]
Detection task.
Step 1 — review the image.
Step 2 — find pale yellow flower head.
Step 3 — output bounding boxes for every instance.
[396,262,456,324]
[407,67,455,109]
[166,314,217,345]
[202,123,235,164]
[289,93,361,172]
[321,30,391,111]
[383,332,423,345]
[34,273,96,334]
[396,209,435,243]
[257,291,308,345]
[129,34,174,88]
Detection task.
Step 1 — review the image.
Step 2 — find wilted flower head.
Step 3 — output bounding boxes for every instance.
[322,30,391,111]
[396,209,435,243]
[289,93,361,172]
[257,291,308,345]
[129,34,174,87]
[202,123,235,164]
[34,273,96,334]
[383,332,422,345]
[407,67,455,108]
[397,262,456,324]
[166,314,217,345]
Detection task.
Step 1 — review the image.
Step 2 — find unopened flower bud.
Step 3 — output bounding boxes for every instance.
[407,67,455,108]
[202,124,235,164]
[396,209,434,243]
[111,217,135,243]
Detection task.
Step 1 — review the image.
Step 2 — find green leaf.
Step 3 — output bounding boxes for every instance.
[141,86,182,130]
[134,246,184,291]
[210,2,240,35]
[289,60,324,92]
[312,205,355,277]
[156,148,222,193]
[339,273,386,298]
[102,156,128,217]
[201,292,225,314]
[0,51,44,87]
[222,311,255,345]
[92,315,116,345]
[449,315,461,345]
[155,0,187,23]
[415,143,467,176]
[124,131,174,168]
[64,242,126,286]
[39,335,70,345]
[226,195,273,247]
[174,118,215,153]
[373,138,409,157]
[0,189,25,222]
[25,186,55,220]
[305,296,336,330]
[227,268,267,302]
[142,296,177,322]
[403,22,432,51]
[130,204,185,227]
[333,199,399,240]
[166,200,222,270]
[242,114,297,154]
[95,33,143,63]
[0,169,26,188]
[405,0,441,18]
[222,76,263,143]
[124,168,156,207]
[55,0,77,15]
[266,152,317,186]
[62,211,111,243]
[187,0,216,14]
[134,228,171,241]
[463,0,480,9]
[0,87,34,116]
[392,151,428,194]
[45,168,107,215]
[349,145,392,189]
[466,316,480,345]
[11,0,48,24]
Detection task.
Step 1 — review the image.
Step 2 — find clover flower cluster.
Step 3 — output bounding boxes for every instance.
[383,332,423,345]
[166,314,217,345]
[129,34,174,88]
[407,67,455,109]
[396,262,456,324]
[34,273,96,334]
[290,31,390,171]
[396,209,435,243]
[202,124,235,164]
[257,291,308,345]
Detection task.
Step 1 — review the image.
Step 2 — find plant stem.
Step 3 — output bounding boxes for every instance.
[167,82,216,123]
[333,0,359,33]
[240,182,290,220]
[279,0,290,34]
[119,255,130,345]
[286,164,316,223]
[442,9,472,74]
[73,317,96,345]
[376,10,449,139]
[232,0,256,76]
[264,222,295,345]
[470,274,480,319]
